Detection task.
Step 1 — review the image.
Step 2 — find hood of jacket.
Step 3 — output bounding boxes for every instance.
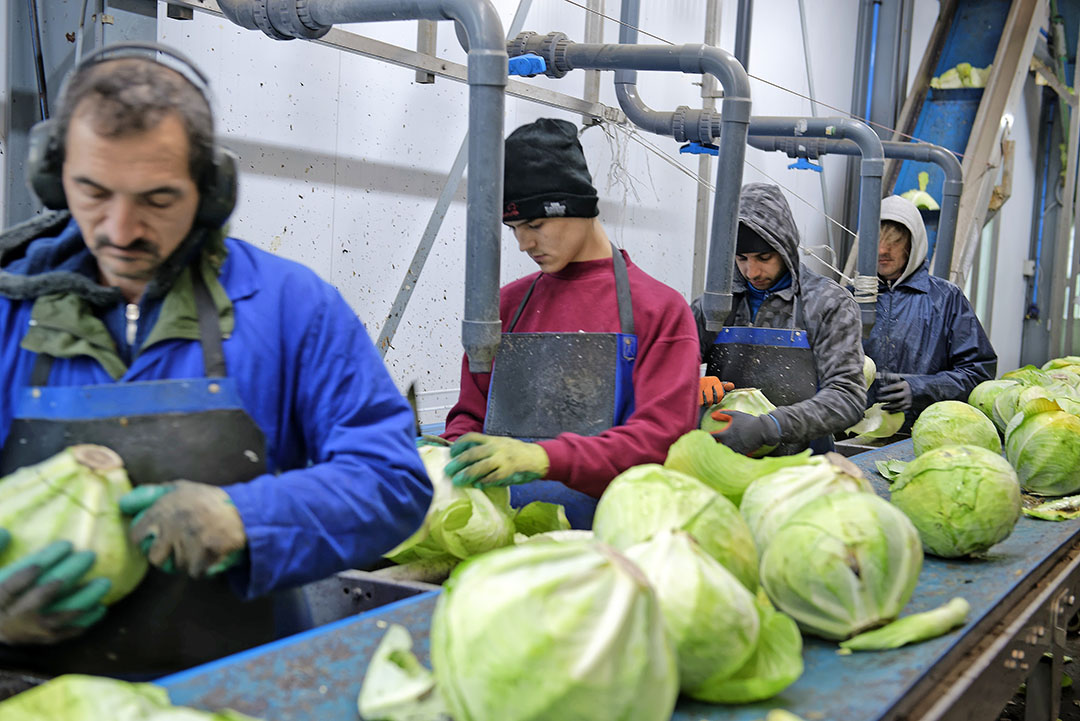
[0,211,220,307]
[735,183,801,293]
[880,194,928,287]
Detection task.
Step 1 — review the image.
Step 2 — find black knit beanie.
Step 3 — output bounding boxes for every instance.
[503,118,599,222]
[736,223,774,255]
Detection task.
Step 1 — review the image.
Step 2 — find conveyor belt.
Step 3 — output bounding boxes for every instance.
[158,439,1080,721]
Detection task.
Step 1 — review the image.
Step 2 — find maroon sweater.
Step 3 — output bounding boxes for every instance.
[442,250,701,498]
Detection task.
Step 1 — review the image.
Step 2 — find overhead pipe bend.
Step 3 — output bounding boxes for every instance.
[509,32,751,329]
[217,0,507,371]
[748,137,962,282]
[740,117,882,335]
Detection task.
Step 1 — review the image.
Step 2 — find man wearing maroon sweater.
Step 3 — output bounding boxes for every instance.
[436,118,701,527]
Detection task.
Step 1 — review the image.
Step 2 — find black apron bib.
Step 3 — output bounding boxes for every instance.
[706,296,833,454]
[483,245,637,529]
[0,271,280,677]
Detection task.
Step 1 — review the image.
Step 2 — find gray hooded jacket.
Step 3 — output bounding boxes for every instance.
[692,183,867,451]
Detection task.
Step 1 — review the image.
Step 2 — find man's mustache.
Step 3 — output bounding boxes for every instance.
[93,236,159,257]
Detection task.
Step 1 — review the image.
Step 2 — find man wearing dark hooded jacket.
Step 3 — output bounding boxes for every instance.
[864,195,996,425]
[692,183,866,455]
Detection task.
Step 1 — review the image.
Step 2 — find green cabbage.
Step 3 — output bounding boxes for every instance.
[1043,356,1080,371]
[430,540,678,721]
[900,171,940,210]
[624,530,759,693]
[739,454,873,550]
[692,592,804,704]
[384,446,516,563]
[701,388,778,457]
[992,384,1051,434]
[759,492,923,639]
[862,355,877,389]
[891,445,1021,557]
[0,675,262,721]
[845,403,906,443]
[912,400,1002,455]
[593,464,759,590]
[968,379,1019,422]
[663,430,812,505]
[0,445,147,605]
[1005,398,1080,496]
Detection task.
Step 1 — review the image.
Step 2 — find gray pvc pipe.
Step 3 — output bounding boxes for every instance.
[218,0,506,372]
[743,118,882,333]
[748,137,961,280]
[534,41,750,330]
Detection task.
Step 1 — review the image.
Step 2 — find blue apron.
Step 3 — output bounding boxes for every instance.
[706,296,834,455]
[0,270,301,678]
[483,244,636,529]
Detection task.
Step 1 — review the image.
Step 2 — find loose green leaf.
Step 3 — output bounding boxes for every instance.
[839,597,970,651]
[875,459,908,481]
[358,624,448,721]
[1023,495,1080,521]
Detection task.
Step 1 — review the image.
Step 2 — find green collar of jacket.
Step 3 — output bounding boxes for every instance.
[21,230,235,380]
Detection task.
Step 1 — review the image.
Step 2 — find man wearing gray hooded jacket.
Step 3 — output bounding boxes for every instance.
[692,183,866,456]
[864,195,996,426]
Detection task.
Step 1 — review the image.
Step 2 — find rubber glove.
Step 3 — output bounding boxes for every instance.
[0,535,110,645]
[877,372,914,412]
[709,409,782,456]
[120,481,246,579]
[415,435,451,448]
[444,433,549,487]
[700,377,736,406]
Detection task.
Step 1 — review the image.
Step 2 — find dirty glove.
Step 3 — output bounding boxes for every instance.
[877,373,914,413]
[700,377,736,406]
[709,409,782,456]
[0,534,111,645]
[444,433,549,488]
[120,482,246,579]
[415,435,451,448]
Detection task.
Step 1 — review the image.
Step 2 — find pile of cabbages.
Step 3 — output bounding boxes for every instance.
[359,438,966,721]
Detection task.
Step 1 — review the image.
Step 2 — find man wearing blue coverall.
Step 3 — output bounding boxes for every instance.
[0,45,431,678]
[865,195,997,426]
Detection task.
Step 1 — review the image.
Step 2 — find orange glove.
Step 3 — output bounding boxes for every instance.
[699,377,735,406]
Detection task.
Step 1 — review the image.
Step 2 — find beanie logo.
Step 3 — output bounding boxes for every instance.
[543,201,566,217]
[504,202,520,219]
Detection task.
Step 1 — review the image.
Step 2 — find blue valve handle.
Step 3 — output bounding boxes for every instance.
[508,54,546,77]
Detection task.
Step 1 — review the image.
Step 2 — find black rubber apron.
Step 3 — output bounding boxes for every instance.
[0,271,280,677]
[705,296,833,454]
[483,245,637,529]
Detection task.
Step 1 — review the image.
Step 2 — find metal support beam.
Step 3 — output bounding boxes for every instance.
[415,20,437,83]
[1052,23,1080,358]
[952,0,1046,285]
[580,0,604,125]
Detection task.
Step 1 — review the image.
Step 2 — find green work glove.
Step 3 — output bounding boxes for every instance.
[0,537,110,645]
[120,481,246,579]
[415,435,451,448]
[444,433,549,488]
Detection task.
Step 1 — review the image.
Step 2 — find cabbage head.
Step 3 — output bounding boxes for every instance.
[992,385,1050,434]
[759,492,923,639]
[891,445,1020,557]
[701,388,778,457]
[1001,365,1055,386]
[968,379,1019,422]
[624,530,759,693]
[692,592,804,704]
[862,355,877,389]
[1005,398,1080,496]
[385,446,515,563]
[593,464,759,590]
[0,675,263,721]
[430,540,678,721]
[663,430,812,506]
[912,400,1001,455]
[0,445,147,606]
[740,454,873,550]
[1043,356,1080,371]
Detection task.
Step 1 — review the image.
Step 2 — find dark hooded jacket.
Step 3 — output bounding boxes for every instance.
[864,196,997,425]
[692,183,866,452]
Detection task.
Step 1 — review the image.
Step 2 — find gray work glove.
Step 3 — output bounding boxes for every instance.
[877,372,914,413]
[0,533,110,646]
[121,481,247,578]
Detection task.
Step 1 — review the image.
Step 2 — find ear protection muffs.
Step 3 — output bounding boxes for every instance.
[25,42,237,229]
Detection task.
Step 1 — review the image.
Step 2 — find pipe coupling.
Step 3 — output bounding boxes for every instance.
[252,0,331,40]
[507,31,570,77]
